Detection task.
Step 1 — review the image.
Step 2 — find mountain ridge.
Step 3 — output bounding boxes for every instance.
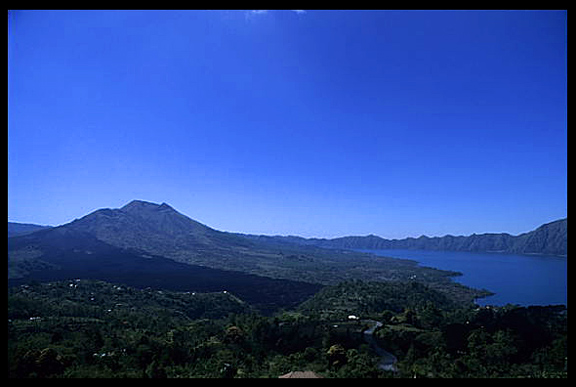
[9,202,567,257]
[244,218,567,256]
[8,222,52,237]
[9,201,566,256]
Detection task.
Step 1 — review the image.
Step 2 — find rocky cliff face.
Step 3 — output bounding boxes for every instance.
[509,218,567,256]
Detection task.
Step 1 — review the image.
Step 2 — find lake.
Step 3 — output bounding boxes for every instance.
[358,249,567,307]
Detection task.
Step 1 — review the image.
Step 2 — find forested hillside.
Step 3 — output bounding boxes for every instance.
[8,279,566,378]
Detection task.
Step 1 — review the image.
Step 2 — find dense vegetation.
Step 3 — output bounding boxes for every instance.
[298,280,460,320]
[8,279,566,378]
[377,303,568,377]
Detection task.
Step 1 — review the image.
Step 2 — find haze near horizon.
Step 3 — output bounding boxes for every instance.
[8,10,567,239]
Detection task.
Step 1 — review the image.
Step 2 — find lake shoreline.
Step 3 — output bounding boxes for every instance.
[360,249,567,307]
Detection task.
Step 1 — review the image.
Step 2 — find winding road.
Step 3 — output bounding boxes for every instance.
[362,320,398,372]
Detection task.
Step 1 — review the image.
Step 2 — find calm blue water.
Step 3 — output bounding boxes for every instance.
[358,249,567,307]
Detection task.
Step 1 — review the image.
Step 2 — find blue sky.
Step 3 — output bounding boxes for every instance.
[8,10,567,238]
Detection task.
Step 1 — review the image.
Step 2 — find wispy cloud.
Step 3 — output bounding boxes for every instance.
[244,10,268,20]
[244,10,306,21]
[247,10,306,16]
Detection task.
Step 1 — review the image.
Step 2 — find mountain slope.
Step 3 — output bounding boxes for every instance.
[34,200,459,286]
[8,222,52,237]
[7,225,323,314]
[65,200,254,255]
[8,200,479,305]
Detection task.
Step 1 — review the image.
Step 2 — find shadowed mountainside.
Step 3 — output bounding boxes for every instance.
[7,225,323,314]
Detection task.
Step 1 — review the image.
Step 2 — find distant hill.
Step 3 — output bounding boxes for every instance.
[243,218,567,256]
[8,222,52,237]
[298,280,459,320]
